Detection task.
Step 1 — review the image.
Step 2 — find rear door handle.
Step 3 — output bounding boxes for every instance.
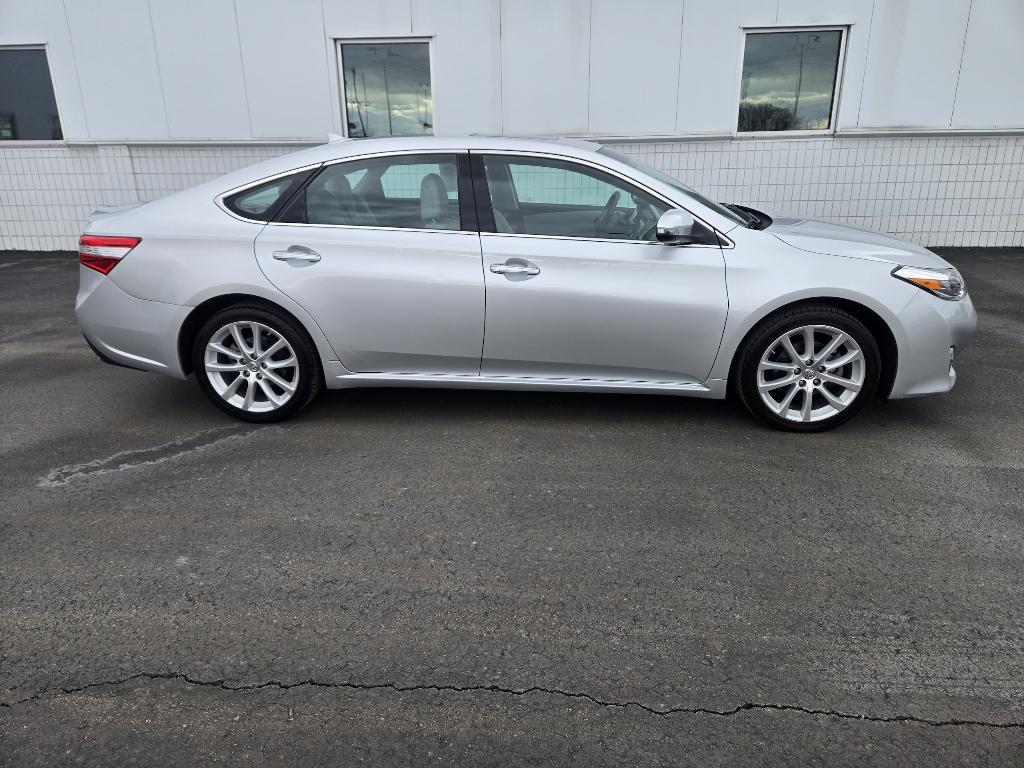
[490,263,540,276]
[273,246,321,263]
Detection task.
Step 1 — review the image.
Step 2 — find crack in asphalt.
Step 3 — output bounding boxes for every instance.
[2,673,1021,728]
[38,426,270,487]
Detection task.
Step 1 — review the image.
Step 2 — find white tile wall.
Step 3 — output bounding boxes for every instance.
[614,136,1024,249]
[0,145,289,251]
[0,135,1021,251]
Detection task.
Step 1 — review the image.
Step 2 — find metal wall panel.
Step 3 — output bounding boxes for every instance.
[588,0,682,136]
[952,0,1024,129]
[63,0,168,139]
[499,0,590,135]
[234,0,333,139]
[322,0,412,37]
[149,0,251,139]
[857,0,971,128]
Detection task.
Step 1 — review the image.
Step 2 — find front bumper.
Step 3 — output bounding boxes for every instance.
[888,290,977,398]
[75,267,191,379]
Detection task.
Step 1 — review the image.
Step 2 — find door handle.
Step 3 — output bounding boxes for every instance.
[273,246,321,263]
[490,263,540,276]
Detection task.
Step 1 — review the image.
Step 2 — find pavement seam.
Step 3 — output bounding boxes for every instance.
[2,673,1021,729]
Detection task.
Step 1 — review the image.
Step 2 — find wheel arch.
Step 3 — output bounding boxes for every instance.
[726,297,899,399]
[178,293,333,377]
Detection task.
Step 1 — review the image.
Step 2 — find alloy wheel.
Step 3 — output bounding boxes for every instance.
[756,324,866,424]
[203,321,299,413]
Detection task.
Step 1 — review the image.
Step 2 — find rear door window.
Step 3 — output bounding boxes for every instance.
[277,153,462,230]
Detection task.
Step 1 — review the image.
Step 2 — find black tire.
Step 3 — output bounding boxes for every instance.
[735,304,881,432]
[192,304,322,423]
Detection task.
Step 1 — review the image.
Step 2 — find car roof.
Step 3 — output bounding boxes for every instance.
[305,134,606,161]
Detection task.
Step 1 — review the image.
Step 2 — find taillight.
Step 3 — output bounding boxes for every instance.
[79,235,141,275]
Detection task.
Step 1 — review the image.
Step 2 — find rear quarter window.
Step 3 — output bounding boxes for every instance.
[221,169,316,221]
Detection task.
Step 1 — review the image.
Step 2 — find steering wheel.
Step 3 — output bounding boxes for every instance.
[631,199,658,240]
[593,191,620,236]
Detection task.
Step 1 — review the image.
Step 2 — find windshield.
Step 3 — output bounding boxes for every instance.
[598,148,747,227]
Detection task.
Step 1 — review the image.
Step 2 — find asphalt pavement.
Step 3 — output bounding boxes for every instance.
[1,248,1022,766]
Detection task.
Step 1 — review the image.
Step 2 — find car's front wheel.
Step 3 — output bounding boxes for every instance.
[192,305,322,422]
[735,305,880,432]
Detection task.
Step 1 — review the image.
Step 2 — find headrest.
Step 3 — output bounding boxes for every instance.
[324,173,353,197]
[420,173,447,221]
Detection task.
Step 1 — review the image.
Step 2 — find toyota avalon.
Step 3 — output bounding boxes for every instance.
[76,136,976,431]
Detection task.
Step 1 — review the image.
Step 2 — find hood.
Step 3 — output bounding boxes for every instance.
[768,216,952,269]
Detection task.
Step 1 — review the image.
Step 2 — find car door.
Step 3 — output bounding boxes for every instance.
[253,151,484,375]
[472,152,728,384]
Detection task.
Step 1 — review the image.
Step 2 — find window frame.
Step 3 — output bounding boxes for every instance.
[733,25,849,138]
[0,44,65,146]
[471,150,730,248]
[334,37,436,139]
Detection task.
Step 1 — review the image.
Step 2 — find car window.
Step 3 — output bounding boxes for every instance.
[278,153,461,230]
[482,155,670,240]
[222,171,312,221]
[598,147,746,227]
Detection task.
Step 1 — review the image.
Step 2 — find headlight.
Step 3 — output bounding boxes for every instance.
[892,265,966,301]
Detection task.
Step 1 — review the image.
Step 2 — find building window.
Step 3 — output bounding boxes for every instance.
[0,47,62,140]
[338,41,432,138]
[737,28,845,134]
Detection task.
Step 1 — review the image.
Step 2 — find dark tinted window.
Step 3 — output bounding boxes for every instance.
[223,171,312,221]
[0,48,62,140]
[279,153,460,230]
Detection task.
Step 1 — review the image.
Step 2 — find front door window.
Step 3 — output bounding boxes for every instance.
[481,155,670,241]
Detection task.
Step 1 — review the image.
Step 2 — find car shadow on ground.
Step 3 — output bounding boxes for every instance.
[313,385,744,425]
[136,370,951,436]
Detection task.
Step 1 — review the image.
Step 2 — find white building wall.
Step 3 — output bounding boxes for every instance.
[952,0,1024,128]
[0,0,1022,250]
[149,0,252,140]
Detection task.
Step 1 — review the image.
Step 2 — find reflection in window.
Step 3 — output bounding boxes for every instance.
[738,30,843,132]
[0,48,62,140]
[340,42,432,138]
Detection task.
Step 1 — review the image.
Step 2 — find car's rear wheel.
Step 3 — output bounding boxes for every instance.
[192,305,321,422]
[736,305,880,432]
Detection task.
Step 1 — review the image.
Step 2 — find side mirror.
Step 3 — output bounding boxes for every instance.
[656,208,700,245]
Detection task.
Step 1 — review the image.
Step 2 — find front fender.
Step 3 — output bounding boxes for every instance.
[707,233,918,384]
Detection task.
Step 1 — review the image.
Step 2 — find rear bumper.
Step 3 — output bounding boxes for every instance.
[75,266,190,379]
[888,290,977,398]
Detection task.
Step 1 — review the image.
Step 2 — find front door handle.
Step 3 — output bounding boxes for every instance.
[273,246,321,263]
[490,263,540,276]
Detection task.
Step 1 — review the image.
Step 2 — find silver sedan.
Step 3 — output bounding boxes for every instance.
[76,136,976,431]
